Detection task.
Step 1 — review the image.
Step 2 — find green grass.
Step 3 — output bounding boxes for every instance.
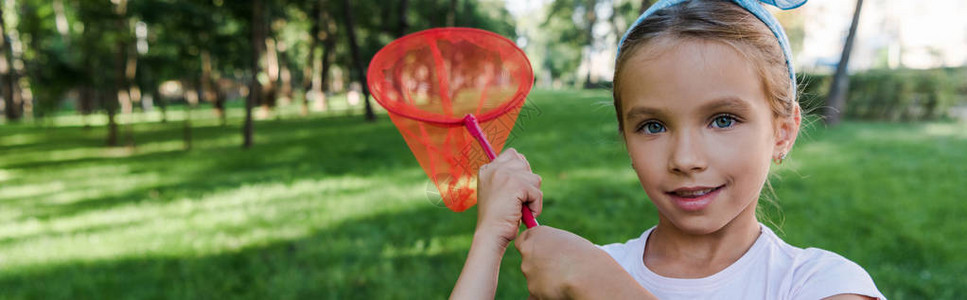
[1,89,965,299]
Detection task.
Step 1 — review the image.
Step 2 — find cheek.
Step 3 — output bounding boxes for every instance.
[712,128,773,192]
[626,139,666,187]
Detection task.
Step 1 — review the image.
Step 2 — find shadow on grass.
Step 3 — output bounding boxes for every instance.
[4,115,415,223]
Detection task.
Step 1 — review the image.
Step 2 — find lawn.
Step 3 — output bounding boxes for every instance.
[0,89,964,299]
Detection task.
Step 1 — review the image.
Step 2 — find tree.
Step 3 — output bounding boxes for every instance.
[824,0,864,126]
[446,0,457,27]
[0,0,519,142]
[301,0,321,116]
[316,12,336,112]
[18,0,83,121]
[544,0,601,88]
[245,0,264,148]
[581,0,598,89]
[341,0,374,121]
[0,6,20,121]
[72,0,125,145]
[114,0,135,147]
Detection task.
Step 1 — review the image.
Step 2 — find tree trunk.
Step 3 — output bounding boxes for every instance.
[244,0,263,148]
[278,43,293,106]
[184,81,198,150]
[0,7,21,122]
[201,49,220,119]
[14,2,33,121]
[301,0,321,116]
[583,0,598,89]
[315,15,335,112]
[79,85,95,128]
[824,0,863,126]
[258,37,279,119]
[122,16,138,147]
[215,80,226,126]
[110,0,129,147]
[342,0,375,121]
[446,0,457,27]
[100,93,118,147]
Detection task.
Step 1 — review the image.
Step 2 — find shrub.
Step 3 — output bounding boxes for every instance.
[797,67,966,121]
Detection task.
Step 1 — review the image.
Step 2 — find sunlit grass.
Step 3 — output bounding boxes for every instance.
[0,90,964,298]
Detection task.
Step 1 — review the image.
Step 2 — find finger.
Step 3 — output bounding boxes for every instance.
[495,148,518,163]
[517,152,532,171]
[517,182,542,216]
[494,148,527,169]
[522,173,542,188]
[499,152,531,172]
[524,184,543,218]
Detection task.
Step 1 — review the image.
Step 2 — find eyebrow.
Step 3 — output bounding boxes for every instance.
[697,96,754,114]
[624,106,665,121]
[624,96,753,121]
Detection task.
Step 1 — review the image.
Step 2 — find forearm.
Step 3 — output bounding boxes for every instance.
[450,230,507,300]
[567,248,658,300]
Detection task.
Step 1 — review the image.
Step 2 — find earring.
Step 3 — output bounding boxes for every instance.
[773,152,787,165]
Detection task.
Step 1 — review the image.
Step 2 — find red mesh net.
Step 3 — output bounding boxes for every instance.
[368,28,534,212]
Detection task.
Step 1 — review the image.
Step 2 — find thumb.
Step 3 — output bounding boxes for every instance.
[515,226,540,253]
[515,227,529,253]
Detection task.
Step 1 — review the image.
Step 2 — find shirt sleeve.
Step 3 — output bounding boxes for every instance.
[790,248,886,300]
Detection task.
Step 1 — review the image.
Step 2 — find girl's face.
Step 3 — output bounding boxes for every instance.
[618,39,798,235]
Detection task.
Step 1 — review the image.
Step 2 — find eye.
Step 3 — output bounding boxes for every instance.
[637,121,666,134]
[710,114,737,129]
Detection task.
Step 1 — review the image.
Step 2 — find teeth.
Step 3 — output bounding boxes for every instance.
[676,188,714,197]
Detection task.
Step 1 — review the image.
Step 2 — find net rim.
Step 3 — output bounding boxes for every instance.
[367,27,534,126]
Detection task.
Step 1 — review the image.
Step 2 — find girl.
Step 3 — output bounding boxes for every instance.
[451,0,885,299]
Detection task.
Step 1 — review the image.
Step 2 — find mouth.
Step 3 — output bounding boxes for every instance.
[665,184,725,211]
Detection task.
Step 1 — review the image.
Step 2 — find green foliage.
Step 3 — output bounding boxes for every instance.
[0,90,965,298]
[847,68,963,121]
[540,0,597,85]
[798,68,967,121]
[5,0,518,120]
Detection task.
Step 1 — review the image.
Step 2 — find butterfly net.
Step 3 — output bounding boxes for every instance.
[367,28,534,212]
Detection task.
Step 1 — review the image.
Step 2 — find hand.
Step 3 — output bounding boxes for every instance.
[515,226,595,299]
[450,148,542,300]
[515,226,657,299]
[475,148,543,250]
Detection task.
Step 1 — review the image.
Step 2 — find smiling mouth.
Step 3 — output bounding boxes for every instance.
[667,185,725,198]
[665,184,726,211]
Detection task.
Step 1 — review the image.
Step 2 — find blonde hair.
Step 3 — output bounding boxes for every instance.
[613,0,797,132]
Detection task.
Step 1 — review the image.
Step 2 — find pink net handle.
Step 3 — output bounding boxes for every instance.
[464,114,538,229]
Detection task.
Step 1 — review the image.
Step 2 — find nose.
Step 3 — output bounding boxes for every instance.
[668,129,708,175]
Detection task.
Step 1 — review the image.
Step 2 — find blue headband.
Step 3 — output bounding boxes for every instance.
[618,0,807,94]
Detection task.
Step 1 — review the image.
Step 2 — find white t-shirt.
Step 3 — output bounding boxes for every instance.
[598,224,885,299]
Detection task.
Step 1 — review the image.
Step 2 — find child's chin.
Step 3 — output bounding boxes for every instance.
[669,217,729,235]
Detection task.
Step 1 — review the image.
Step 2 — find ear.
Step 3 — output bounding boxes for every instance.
[774,105,801,158]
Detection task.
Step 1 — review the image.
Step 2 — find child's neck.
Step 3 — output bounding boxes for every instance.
[642,207,760,279]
